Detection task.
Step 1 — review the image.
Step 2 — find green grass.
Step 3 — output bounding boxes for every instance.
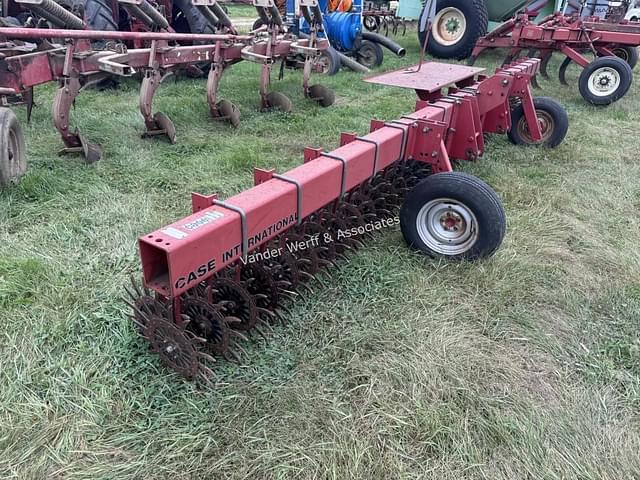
[1,32,640,479]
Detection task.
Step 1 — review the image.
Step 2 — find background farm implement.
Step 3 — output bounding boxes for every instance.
[127,58,569,383]
[470,6,640,104]
[0,0,333,186]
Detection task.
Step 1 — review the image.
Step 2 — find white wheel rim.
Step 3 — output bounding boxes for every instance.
[588,66,621,97]
[431,7,467,46]
[416,198,479,256]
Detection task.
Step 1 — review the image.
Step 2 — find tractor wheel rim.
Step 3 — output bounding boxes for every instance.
[588,66,621,96]
[613,48,629,62]
[431,7,467,46]
[416,198,478,255]
[517,110,555,144]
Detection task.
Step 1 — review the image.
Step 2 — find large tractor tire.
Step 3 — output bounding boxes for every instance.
[418,0,488,60]
[57,0,116,30]
[80,0,117,31]
[172,0,216,35]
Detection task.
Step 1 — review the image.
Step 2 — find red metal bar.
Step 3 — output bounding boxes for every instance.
[0,27,251,43]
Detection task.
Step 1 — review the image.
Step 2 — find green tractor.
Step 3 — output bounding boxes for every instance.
[397,0,578,60]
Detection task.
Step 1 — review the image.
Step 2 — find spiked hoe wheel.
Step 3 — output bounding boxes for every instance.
[127,58,568,384]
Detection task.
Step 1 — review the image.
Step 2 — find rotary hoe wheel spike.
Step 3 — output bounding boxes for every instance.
[223,315,243,326]
[224,347,243,364]
[198,367,216,387]
[198,351,217,364]
[254,324,270,341]
[230,328,250,343]
[129,276,144,297]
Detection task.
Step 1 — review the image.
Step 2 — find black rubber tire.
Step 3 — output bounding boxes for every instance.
[508,97,568,148]
[356,39,384,68]
[611,45,639,69]
[400,172,506,260]
[363,15,379,32]
[0,108,27,187]
[76,0,117,30]
[418,0,488,60]
[252,18,264,31]
[578,56,633,105]
[317,47,341,76]
[172,0,216,35]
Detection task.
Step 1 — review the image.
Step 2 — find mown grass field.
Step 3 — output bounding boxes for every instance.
[1,27,639,479]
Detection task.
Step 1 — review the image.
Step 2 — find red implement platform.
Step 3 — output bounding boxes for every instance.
[364,62,486,93]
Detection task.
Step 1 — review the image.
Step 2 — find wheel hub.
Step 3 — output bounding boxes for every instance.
[445,18,460,35]
[440,211,464,231]
[432,7,467,46]
[416,198,478,255]
[588,67,621,96]
[517,110,555,144]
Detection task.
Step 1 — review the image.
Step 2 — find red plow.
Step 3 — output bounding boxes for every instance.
[0,0,334,185]
[470,10,640,105]
[126,58,569,382]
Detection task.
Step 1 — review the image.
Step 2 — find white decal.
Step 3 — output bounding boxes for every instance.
[162,227,188,240]
[183,211,224,231]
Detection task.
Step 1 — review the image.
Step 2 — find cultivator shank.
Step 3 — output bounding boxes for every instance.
[128,59,557,382]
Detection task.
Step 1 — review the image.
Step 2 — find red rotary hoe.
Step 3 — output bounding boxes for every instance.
[126,58,569,383]
[470,10,640,105]
[0,0,333,186]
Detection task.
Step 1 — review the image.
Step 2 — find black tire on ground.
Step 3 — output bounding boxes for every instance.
[0,108,27,187]
[508,97,569,148]
[400,172,506,260]
[172,0,216,35]
[356,39,383,68]
[418,0,488,60]
[316,47,341,75]
[578,56,633,105]
[611,45,639,69]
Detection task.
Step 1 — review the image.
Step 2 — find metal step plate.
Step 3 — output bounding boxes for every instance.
[364,62,486,94]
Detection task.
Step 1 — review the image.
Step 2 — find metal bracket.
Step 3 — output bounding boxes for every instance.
[273,174,303,225]
[321,152,348,196]
[354,136,380,176]
[213,200,248,262]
